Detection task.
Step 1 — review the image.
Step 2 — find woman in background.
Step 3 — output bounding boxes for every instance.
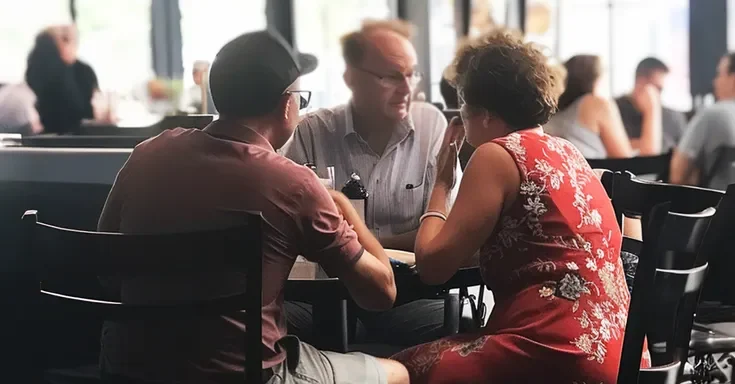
[545,54,661,159]
[26,25,105,134]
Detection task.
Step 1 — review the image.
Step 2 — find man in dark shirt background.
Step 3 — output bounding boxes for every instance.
[615,57,687,152]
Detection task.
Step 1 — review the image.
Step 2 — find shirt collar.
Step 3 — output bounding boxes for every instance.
[205,119,276,153]
[343,100,415,140]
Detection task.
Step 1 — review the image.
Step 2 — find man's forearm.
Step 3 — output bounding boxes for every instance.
[639,109,662,155]
[342,205,391,268]
[380,229,418,252]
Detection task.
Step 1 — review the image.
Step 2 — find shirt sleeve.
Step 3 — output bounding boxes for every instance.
[295,173,364,275]
[670,110,688,144]
[677,107,723,168]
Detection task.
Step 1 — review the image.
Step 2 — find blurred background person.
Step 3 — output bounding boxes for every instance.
[545,54,661,159]
[0,82,43,135]
[25,25,111,134]
[179,60,210,113]
[616,57,687,153]
[670,52,735,189]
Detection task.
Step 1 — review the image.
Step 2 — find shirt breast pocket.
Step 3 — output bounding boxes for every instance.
[389,183,426,235]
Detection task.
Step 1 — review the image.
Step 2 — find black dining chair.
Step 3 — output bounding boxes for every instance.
[606,173,735,382]
[617,202,715,384]
[587,151,672,182]
[17,210,263,384]
[608,171,723,235]
[681,183,735,382]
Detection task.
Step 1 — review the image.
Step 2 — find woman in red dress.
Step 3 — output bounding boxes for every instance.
[391,33,648,383]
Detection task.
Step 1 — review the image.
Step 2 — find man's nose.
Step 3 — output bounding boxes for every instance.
[396,76,412,94]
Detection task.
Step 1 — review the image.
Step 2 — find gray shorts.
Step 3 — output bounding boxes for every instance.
[266,336,386,384]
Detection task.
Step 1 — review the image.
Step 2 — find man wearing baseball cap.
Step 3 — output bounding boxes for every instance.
[98,29,408,384]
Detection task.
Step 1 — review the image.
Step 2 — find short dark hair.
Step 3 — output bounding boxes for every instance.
[450,32,559,129]
[635,57,669,79]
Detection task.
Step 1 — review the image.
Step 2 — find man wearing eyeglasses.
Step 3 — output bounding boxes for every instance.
[97,29,409,384]
[282,20,463,348]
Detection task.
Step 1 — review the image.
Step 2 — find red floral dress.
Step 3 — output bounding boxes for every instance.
[392,128,649,383]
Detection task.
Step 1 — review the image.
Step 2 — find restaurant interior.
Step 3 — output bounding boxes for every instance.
[2,0,735,383]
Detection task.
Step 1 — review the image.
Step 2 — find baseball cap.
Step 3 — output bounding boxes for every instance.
[209,29,318,118]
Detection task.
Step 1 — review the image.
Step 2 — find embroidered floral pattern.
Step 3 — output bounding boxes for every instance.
[539,285,554,299]
[479,132,631,365]
[451,336,491,357]
[394,130,635,383]
[557,273,591,301]
[397,336,492,376]
[573,301,627,363]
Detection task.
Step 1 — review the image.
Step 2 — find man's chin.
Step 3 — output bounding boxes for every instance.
[387,105,410,121]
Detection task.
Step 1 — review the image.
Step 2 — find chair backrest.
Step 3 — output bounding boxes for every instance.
[700,146,735,190]
[695,183,735,303]
[0,181,114,277]
[586,151,672,182]
[597,168,614,198]
[610,171,723,233]
[20,210,264,383]
[617,202,715,384]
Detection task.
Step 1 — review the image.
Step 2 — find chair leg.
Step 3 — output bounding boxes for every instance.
[443,293,460,335]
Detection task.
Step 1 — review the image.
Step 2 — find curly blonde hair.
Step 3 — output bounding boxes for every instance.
[448,32,559,129]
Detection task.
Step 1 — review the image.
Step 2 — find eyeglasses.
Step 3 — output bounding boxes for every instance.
[354,67,423,88]
[284,90,312,110]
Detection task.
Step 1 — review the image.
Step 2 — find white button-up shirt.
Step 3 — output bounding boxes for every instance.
[282,101,462,240]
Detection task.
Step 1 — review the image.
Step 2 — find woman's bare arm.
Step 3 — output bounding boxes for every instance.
[591,96,635,158]
[415,142,520,285]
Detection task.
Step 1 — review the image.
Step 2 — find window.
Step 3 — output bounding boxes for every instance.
[610,0,689,110]
[294,0,393,108]
[430,0,457,104]
[0,0,71,84]
[729,0,735,51]
[470,0,508,37]
[525,0,558,57]
[553,0,690,110]
[180,0,266,91]
[75,0,152,97]
[557,0,611,87]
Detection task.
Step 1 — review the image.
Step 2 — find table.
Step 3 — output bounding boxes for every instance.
[285,256,483,352]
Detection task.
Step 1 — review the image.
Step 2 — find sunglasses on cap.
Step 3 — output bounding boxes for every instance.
[284,90,312,110]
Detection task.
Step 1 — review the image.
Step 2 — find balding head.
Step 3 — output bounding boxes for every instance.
[363,28,416,65]
[341,19,420,124]
[341,19,415,67]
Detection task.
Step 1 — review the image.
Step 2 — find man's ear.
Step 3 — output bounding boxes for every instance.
[279,94,292,119]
